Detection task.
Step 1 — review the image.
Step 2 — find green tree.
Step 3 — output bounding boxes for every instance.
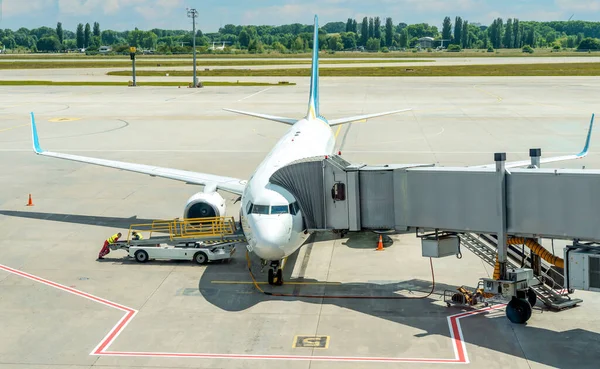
[504,18,513,48]
[442,17,452,42]
[340,32,357,49]
[84,23,91,47]
[292,36,304,51]
[399,28,409,48]
[454,16,462,46]
[37,36,60,52]
[385,17,393,47]
[328,34,342,51]
[578,37,600,50]
[238,29,250,47]
[56,22,63,45]
[93,22,100,37]
[346,18,353,32]
[374,17,381,39]
[360,17,368,46]
[76,23,84,48]
[366,37,380,51]
[461,21,469,48]
[526,27,535,47]
[368,17,374,39]
[513,19,521,48]
[352,20,358,33]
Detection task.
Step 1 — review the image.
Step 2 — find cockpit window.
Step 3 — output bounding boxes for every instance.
[271,205,289,215]
[251,204,270,215]
[289,202,300,215]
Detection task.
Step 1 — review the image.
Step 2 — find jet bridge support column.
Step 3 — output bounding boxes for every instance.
[529,148,543,278]
[495,153,508,280]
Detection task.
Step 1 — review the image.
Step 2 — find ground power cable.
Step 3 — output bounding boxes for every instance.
[245,251,436,300]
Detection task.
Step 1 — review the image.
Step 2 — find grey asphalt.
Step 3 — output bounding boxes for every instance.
[0,77,599,368]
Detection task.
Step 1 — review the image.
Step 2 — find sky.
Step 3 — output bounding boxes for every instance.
[2,0,600,33]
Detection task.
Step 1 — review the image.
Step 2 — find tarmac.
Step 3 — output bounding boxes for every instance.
[1,76,600,368]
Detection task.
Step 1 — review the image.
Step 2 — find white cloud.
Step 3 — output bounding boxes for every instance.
[555,0,600,12]
[3,0,54,17]
[57,0,148,16]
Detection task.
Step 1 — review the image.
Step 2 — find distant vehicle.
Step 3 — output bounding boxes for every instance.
[99,46,112,54]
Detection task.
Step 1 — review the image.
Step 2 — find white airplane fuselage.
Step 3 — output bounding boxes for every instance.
[240,117,335,261]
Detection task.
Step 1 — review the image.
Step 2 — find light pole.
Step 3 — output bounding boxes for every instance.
[187,7,198,87]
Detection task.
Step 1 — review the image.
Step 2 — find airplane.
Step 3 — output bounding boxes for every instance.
[211,41,230,50]
[28,15,594,286]
[29,15,411,286]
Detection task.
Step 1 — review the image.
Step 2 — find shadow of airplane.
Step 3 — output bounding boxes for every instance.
[191,233,600,368]
[0,210,158,229]
[4,209,600,367]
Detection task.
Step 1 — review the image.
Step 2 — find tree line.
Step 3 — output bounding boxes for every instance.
[1,17,600,54]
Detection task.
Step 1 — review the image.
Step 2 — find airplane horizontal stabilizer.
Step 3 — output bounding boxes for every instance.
[327,108,413,127]
[223,108,297,125]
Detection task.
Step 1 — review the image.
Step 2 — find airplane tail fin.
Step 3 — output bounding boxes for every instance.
[306,15,320,120]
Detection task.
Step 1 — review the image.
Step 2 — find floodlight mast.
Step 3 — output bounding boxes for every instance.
[186,7,199,87]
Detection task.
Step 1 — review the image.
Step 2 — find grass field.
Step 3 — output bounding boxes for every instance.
[0,80,294,86]
[0,49,597,59]
[0,59,432,69]
[105,63,600,77]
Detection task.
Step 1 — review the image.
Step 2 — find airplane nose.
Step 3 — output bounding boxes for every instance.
[252,218,289,260]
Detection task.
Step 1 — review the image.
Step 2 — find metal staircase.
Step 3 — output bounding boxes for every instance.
[458,233,582,310]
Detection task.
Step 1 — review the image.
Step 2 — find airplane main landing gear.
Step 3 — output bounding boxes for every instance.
[267,260,283,286]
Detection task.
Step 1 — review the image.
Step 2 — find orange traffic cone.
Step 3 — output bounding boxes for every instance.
[376,234,384,251]
[26,194,34,206]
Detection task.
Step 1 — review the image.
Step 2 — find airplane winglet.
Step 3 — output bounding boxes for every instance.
[30,112,43,154]
[577,113,594,157]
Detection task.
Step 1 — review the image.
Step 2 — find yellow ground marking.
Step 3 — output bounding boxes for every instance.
[211,280,341,286]
[292,335,330,349]
[48,117,81,122]
[0,123,28,133]
[334,124,342,138]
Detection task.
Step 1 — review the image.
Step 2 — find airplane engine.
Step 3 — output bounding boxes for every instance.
[183,191,226,219]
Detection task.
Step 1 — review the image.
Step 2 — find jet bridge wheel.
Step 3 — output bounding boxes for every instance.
[506,297,532,324]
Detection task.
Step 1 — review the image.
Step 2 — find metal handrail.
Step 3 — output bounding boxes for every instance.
[127,216,238,241]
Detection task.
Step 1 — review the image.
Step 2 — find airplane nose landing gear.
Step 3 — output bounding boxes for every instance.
[267,260,284,285]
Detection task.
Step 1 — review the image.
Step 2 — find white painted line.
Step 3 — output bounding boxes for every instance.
[0,263,505,364]
[237,87,273,102]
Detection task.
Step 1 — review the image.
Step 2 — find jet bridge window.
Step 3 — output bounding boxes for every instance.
[271,205,289,215]
[251,204,270,215]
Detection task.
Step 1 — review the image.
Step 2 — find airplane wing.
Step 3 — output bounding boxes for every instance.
[470,114,594,169]
[327,108,413,127]
[29,113,246,195]
[223,108,297,125]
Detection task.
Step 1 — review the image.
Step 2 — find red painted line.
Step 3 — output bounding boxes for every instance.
[0,263,504,364]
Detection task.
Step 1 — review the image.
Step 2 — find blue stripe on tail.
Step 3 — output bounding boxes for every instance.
[307,15,319,120]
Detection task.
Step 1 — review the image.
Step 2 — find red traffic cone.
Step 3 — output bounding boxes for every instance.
[26,194,34,206]
[376,234,384,251]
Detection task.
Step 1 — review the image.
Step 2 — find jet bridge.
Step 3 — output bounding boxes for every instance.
[270,153,600,239]
[269,151,600,324]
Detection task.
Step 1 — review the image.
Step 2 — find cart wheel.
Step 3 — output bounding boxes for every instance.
[134,250,149,263]
[506,297,532,324]
[194,252,208,265]
[446,302,451,307]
